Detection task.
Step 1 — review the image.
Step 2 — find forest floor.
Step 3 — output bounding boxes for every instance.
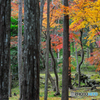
[9,71,100,100]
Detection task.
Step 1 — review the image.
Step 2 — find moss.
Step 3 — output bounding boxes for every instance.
[90,74,100,79]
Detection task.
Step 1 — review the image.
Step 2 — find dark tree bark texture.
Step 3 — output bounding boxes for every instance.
[21,0,40,100]
[0,0,11,100]
[18,0,23,99]
[62,0,69,99]
[44,0,50,100]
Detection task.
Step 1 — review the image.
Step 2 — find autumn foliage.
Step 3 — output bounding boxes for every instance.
[11,0,24,18]
[86,48,100,72]
[11,0,100,72]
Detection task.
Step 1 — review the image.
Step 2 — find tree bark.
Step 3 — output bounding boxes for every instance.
[90,43,93,56]
[87,48,89,58]
[40,53,45,69]
[0,0,11,99]
[8,59,12,97]
[49,37,60,95]
[78,29,84,87]
[75,42,78,72]
[62,0,69,99]
[40,0,45,57]
[40,0,45,35]
[21,0,40,100]
[18,0,23,99]
[44,0,50,100]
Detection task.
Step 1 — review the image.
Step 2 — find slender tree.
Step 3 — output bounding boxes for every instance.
[75,42,79,72]
[8,59,12,97]
[49,36,60,95]
[78,29,84,87]
[21,0,40,100]
[62,0,69,99]
[18,0,23,99]
[0,0,11,99]
[44,0,50,99]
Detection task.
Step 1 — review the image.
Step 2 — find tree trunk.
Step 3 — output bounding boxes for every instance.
[8,59,12,97]
[21,0,40,100]
[49,37,60,96]
[44,0,50,100]
[75,42,78,72]
[50,57,53,71]
[90,43,93,56]
[78,29,84,87]
[87,48,89,58]
[48,72,56,91]
[40,53,46,69]
[62,0,69,99]
[18,0,23,99]
[9,72,12,97]
[0,0,11,99]
[40,0,45,35]
[40,0,45,57]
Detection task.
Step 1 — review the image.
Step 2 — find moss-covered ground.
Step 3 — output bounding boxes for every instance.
[9,71,100,100]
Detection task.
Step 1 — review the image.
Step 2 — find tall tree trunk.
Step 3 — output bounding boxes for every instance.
[75,42,78,72]
[18,0,22,99]
[0,0,11,99]
[78,29,84,87]
[50,57,53,71]
[8,59,12,97]
[40,0,45,55]
[62,0,69,99]
[21,0,40,100]
[49,37,60,95]
[44,0,50,100]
